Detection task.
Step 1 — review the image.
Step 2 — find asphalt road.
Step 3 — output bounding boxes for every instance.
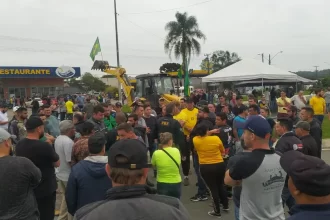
[6,110,329,219]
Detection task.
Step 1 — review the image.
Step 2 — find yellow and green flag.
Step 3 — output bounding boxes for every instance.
[90,37,101,61]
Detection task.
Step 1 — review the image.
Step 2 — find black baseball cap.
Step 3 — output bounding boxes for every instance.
[25,117,44,130]
[295,121,310,131]
[108,139,151,169]
[243,115,272,138]
[280,150,330,197]
[197,105,209,113]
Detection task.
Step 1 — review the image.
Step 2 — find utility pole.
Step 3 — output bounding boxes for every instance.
[114,0,122,102]
[268,54,271,65]
[314,65,319,80]
[204,53,211,74]
[261,53,264,63]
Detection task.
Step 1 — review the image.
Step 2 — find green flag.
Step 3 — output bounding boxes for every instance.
[90,37,101,61]
[184,59,190,96]
[177,65,183,79]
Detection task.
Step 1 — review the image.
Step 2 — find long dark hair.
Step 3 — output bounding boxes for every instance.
[195,124,208,137]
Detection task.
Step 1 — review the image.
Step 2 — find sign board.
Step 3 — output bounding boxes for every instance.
[0,66,81,78]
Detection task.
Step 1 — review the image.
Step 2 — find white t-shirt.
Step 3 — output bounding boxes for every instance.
[291,95,306,110]
[0,111,8,130]
[55,135,74,181]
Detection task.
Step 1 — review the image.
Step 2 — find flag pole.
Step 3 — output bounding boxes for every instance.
[114,0,122,102]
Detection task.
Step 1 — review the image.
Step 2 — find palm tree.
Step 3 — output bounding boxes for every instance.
[164,12,206,69]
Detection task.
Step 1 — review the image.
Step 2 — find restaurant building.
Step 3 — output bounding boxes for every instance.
[0,66,81,99]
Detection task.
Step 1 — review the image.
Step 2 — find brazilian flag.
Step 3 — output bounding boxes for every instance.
[177,65,183,79]
[90,37,101,61]
[184,59,190,96]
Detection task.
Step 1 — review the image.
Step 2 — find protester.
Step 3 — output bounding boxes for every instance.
[232,106,248,153]
[76,94,85,112]
[31,98,40,116]
[291,90,307,111]
[0,128,41,220]
[55,120,75,220]
[207,103,216,123]
[73,112,85,135]
[189,106,214,202]
[309,88,326,124]
[280,151,330,220]
[193,124,228,217]
[225,115,286,220]
[105,112,127,152]
[229,93,237,108]
[143,104,158,158]
[71,121,94,166]
[134,104,149,149]
[180,98,198,186]
[44,105,60,137]
[16,117,60,220]
[8,107,28,144]
[277,90,291,118]
[65,98,74,120]
[151,132,181,198]
[215,112,233,155]
[248,104,259,116]
[82,98,94,119]
[300,107,322,158]
[59,97,67,121]
[102,103,117,131]
[258,95,267,108]
[294,121,318,157]
[216,93,227,113]
[0,104,8,131]
[325,87,330,120]
[87,104,105,132]
[74,139,190,220]
[66,132,112,216]
[285,105,300,127]
[221,104,235,127]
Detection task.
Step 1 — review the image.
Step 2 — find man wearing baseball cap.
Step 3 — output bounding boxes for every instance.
[225,115,286,220]
[280,151,330,219]
[74,139,190,220]
[0,103,9,131]
[0,128,41,220]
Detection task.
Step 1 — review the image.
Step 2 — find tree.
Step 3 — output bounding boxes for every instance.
[200,50,241,73]
[159,63,181,73]
[67,72,106,92]
[164,12,206,70]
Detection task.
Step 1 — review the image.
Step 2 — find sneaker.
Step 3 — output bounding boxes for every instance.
[190,195,208,202]
[222,206,230,211]
[183,177,190,186]
[208,211,221,218]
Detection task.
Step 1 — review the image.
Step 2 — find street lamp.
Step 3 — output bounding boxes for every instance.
[269,51,283,65]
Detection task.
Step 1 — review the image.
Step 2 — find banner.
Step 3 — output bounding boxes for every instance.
[0,66,81,78]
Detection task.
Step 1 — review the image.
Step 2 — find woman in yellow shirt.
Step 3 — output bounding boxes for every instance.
[151,132,181,199]
[193,124,229,218]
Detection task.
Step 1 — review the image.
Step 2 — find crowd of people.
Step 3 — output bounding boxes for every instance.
[0,86,329,220]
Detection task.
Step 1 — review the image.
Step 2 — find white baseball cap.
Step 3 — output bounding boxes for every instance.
[0,128,16,144]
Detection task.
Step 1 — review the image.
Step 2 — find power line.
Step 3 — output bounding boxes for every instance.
[123,0,216,15]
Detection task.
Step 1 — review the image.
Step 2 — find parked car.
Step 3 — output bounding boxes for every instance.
[26,98,43,107]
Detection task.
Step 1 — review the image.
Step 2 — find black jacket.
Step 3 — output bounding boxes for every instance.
[74,185,190,220]
[275,132,303,154]
[189,117,215,151]
[309,118,322,157]
[144,116,158,147]
[157,114,185,152]
[299,134,318,157]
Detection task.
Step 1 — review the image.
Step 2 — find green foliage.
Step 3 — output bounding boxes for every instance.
[159,63,181,73]
[164,12,206,69]
[296,69,330,80]
[321,76,330,88]
[105,86,118,95]
[201,50,241,73]
[67,72,106,92]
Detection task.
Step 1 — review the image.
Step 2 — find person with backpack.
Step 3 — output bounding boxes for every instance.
[151,132,181,199]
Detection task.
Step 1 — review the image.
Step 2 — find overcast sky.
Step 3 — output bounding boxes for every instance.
[1,0,329,77]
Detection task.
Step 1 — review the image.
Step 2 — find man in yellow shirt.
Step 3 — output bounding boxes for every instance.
[65,98,74,120]
[276,90,291,118]
[309,88,326,124]
[180,98,198,186]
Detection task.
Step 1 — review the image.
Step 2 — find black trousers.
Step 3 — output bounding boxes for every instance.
[200,162,228,214]
[36,192,56,220]
[181,135,191,176]
[60,112,66,121]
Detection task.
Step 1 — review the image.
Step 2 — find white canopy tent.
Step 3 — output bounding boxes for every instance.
[202,59,315,85]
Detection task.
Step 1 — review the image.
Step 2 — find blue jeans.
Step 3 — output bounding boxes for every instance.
[192,152,207,196]
[235,205,240,220]
[157,182,181,199]
[282,186,295,210]
[314,115,324,125]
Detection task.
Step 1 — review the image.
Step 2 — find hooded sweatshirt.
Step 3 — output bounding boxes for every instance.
[66,156,112,216]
